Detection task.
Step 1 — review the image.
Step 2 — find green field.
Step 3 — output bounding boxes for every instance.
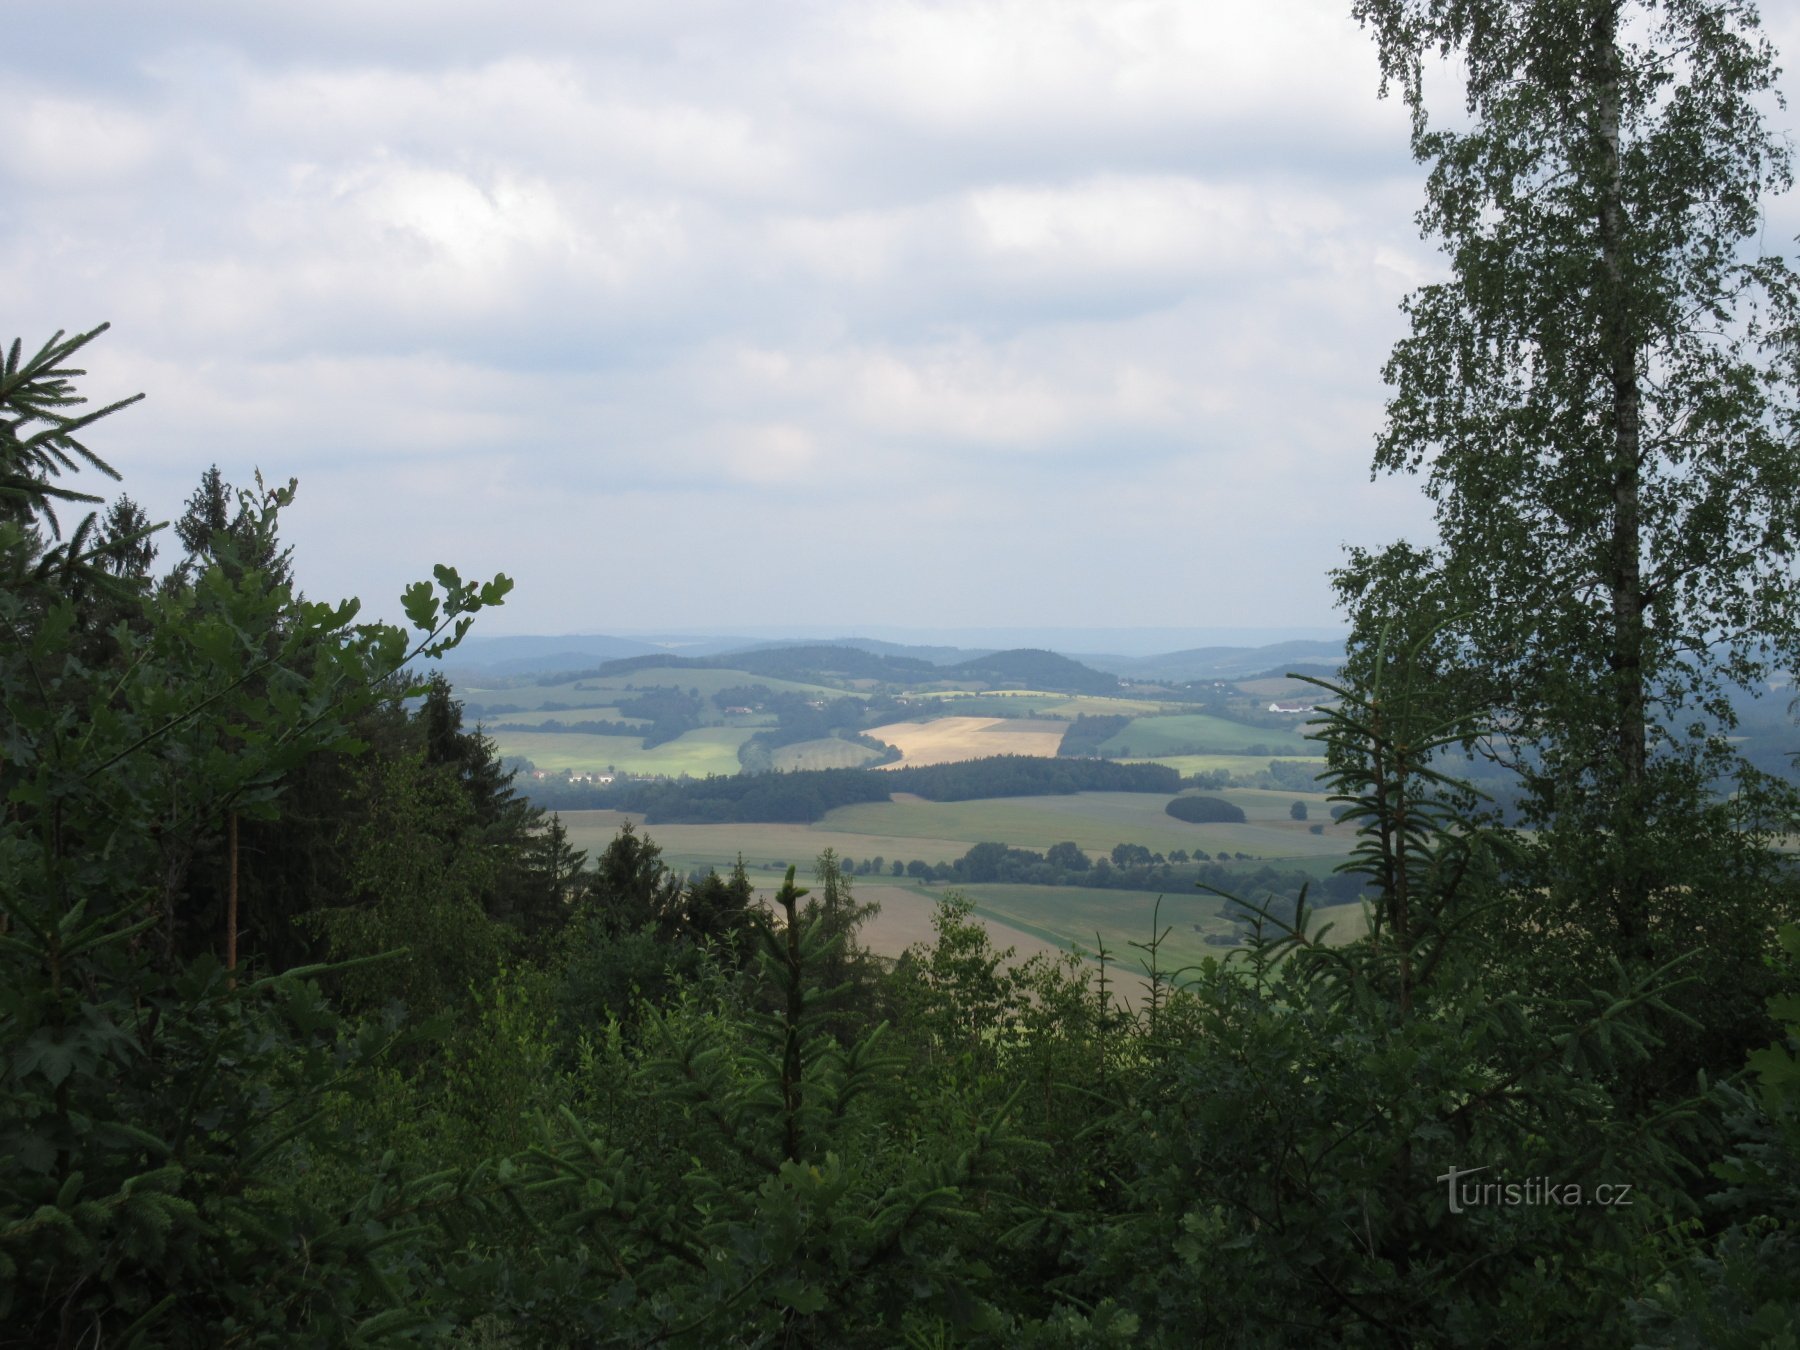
[492,726,753,776]
[554,789,1354,878]
[486,705,645,727]
[819,790,1347,860]
[907,690,1170,717]
[1099,713,1315,757]
[953,882,1244,968]
[553,810,978,874]
[1136,753,1329,781]
[770,738,886,771]
[856,879,1370,977]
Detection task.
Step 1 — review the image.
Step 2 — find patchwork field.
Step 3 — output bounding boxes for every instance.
[555,788,1352,877]
[494,727,753,776]
[851,884,1076,968]
[819,790,1350,860]
[846,881,1368,991]
[1099,713,1315,756]
[868,716,1070,767]
[553,810,978,874]
[909,690,1166,718]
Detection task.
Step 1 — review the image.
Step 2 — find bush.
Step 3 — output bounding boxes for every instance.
[1165,794,1247,824]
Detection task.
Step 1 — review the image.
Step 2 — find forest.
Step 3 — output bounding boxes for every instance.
[6,0,1800,1345]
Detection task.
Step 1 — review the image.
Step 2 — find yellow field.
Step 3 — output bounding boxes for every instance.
[868,716,1069,768]
[851,883,1074,966]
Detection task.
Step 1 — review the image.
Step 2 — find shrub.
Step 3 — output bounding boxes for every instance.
[1165,794,1247,825]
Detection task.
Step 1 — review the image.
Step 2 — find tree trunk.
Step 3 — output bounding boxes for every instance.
[1592,2,1651,960]
[226,810,239,978]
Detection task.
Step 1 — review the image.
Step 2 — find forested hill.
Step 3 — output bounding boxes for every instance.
[552,643,1119,694]
[565,645,935,685]
[606,755,1181,823]
[940,647,1121,695]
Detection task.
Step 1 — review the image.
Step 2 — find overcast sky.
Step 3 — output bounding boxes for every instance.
[8,1,1798,638]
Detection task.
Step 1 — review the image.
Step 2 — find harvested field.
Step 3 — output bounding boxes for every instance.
[850,884,1073,967]
[867,716,1069,767]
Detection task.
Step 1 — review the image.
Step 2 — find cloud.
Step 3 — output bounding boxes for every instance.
[11,0,1776,634]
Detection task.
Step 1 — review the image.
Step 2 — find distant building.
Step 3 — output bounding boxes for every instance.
[1269,701,1319,714]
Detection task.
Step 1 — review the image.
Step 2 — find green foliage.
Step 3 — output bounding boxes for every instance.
[1164,793,1246,824]
[474,871,1036,1344]
[306,748,510,1016]
[1341,0,1800,979]
[0,325,512,1345]
[1048,630,1712,1344]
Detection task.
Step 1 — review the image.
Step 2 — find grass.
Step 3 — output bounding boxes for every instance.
[489,726,754,776]
[1099,713,1315,757]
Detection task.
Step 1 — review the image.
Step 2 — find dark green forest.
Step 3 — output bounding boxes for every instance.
[8,1,1800,1344]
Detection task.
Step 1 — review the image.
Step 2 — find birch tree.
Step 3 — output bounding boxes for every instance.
[1343,0,1800,979]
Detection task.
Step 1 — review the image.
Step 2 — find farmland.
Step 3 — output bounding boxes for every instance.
[554,778,1358,977]
[820,790,1350,859]
[1098,712,1316,756]
[458,643,1348,814]
[495,727,754,777]
[868,716,1069,767]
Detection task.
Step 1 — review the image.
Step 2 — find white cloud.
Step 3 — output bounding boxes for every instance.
[7,0,1780,633]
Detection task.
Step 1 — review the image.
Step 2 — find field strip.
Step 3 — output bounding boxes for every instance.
[869,716,1069,768]
[849,884,1072,966]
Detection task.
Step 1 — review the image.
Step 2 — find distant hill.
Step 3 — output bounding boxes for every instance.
[1089,639,1346,684]
[434,633,669,676]
[944,648,1121,695]
[529,643,1123,697]
[440,631,1347,685]
[723,636,992,666]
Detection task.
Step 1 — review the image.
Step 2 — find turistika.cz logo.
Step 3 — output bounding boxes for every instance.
[1436,1165,1634,1214]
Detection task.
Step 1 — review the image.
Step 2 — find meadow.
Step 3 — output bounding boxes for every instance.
[1136,752,1329,781]
[499,727,754,776]
[1098,712,1316,756]
[554,788,1355,929]
[819,789,1350,859]
[769,737,887,770]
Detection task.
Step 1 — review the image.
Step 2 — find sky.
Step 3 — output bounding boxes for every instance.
[7,1,1798,639]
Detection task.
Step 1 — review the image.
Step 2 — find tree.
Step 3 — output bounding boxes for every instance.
[1,325,514,1344]
[1047,840,1090,872]
[1345,0,1800,985]
[580,821,684,936]
[1289,800,1308,822]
